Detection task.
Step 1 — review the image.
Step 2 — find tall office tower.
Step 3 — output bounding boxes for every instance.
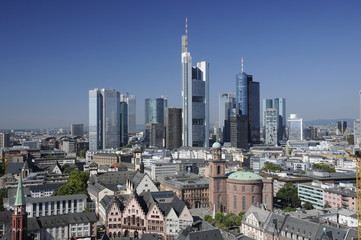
[89,88,120,151]
[181,19,209,147]
[0,133,10,149]
[337,121,348,134]
[236,58,260,144]
[354,120,361,145]
[229,108,248,149]
[165,108,182,150]
[218,93,236,143]
[305,126,318,140]
[145,97,167,148]
[288,114,303,141]
[262,98,286,141]
[71,124,84,137]
[119,101,128,147]
[121,93,136,135]
[264,108,279,145]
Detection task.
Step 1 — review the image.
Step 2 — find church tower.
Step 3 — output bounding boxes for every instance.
[208,142,227,213]
[12,176,27,240]
[133,146,144,173]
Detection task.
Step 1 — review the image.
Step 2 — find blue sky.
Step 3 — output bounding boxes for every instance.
[0,0,360,129]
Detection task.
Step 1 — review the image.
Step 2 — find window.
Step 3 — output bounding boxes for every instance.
[242,196,246,210]
[252,186,255,192]
[233,185,237,192]
[217,166,221,175]
[233,195,237,209]
[252,196,255,204]
[217,181,221,191]
[242,186,246,192]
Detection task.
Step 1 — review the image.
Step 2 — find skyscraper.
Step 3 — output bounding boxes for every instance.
[120,101,128,147]
[121,93,136,135]
[262,98,286,142]
[264,108,279,145]
[71,124,84,137]
[236,58,260,144]
[288,114,303,141]
[337,121,347,134]
[165,108,182,150]
[89,88,120,151]
[181,19,209,147]
[218,93,236,143]
[145,97,167,148]
[0,132,10,149]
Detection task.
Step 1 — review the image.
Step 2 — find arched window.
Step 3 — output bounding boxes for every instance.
[252,186,255,192]
[242,196,246,210]
[252,196,255,204]
[265,195,269,209]
[218,195,222,210]
[217,166,221,175]
[233,195,237,209]
[242,186,246,192]
[217,181,221,191]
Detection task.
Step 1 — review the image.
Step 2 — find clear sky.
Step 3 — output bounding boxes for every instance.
[0,0,360,129]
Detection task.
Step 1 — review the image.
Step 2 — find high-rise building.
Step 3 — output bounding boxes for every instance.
[337,121,347,134]
[89,88,120,151]
[264,108,279,145]
[218,93,236,143]
[181,19,209,147]
[262,98,286,142]
[288,114,303,141]
[230,108,248,149]
[165,108,182,150]
[0,132,10,149]
[236,59,260,144]
[121,93,136,135]
[145,97,167,148]
[120,101,128,147]
[71,124,84,137]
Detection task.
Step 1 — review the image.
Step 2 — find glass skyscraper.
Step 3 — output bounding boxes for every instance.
[121,93,136,135]
[89,88,120,151]
[262,97,286,142]
[236,66,260,144]
[288,114,303,141]
[145,97,167,148]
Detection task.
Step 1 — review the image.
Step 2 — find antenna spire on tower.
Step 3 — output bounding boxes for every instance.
[185,17,188,36]
[241,56,244,72]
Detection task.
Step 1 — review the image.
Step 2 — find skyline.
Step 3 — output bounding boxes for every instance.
[1,1,361,129]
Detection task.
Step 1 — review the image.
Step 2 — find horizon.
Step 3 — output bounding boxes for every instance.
[1,1,360,129]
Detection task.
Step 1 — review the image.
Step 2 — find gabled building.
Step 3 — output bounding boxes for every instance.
[126,170,158,195]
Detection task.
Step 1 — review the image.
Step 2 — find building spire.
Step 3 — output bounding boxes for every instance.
[181,17,189,53]
[241,56,244,72]
[185,17,188,36]
[14,176,26,206]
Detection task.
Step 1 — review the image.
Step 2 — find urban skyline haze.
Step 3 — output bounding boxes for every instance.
[0,0,360,129]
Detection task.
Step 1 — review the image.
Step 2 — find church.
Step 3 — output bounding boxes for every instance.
[208,142,273,214]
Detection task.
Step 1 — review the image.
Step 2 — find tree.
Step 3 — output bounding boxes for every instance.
[262,162,283,172]
[276,183,301,208]
[302,201,314,210]
[62,164,77,174]
[284,207,297,212]
[53,169,89,196]
[312,163,335,173]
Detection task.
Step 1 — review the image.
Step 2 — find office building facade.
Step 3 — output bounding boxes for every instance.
[89,89,120,151]
[121,93,136,135]
[71,124,84,137]
[218,93,236,143]
[165,108,182,150]
[264,108,279,145]
[181,20,209,147]
[262,98,286,143]
[0,133,10,149]
[120,101,128,147]
[145,97,167,148]
[288,114,303,141]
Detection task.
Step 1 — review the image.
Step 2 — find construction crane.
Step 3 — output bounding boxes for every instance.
[356,152,361,239]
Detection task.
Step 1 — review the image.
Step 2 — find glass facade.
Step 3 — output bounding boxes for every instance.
[89,89,120,151]
[120,102,128,147]
[145,98,167,124]
[236,72,249,115]
[288,114,303,140]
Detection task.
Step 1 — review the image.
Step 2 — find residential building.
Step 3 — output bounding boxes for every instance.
[158,172,209,208]
[165,108,182,150]
[208,142,273,214]
[324,184,356,211]
[181,19,209,148]
[89,88,120,150]
[288,114,303,141]
[71,123,84,137]
[236,59,260,144]
[126,171,159,195]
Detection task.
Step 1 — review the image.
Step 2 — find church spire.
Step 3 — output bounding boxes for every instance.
[14,176,26,206]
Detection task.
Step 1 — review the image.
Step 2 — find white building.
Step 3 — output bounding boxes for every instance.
[288,114,303,141]
[150,163,177,181]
